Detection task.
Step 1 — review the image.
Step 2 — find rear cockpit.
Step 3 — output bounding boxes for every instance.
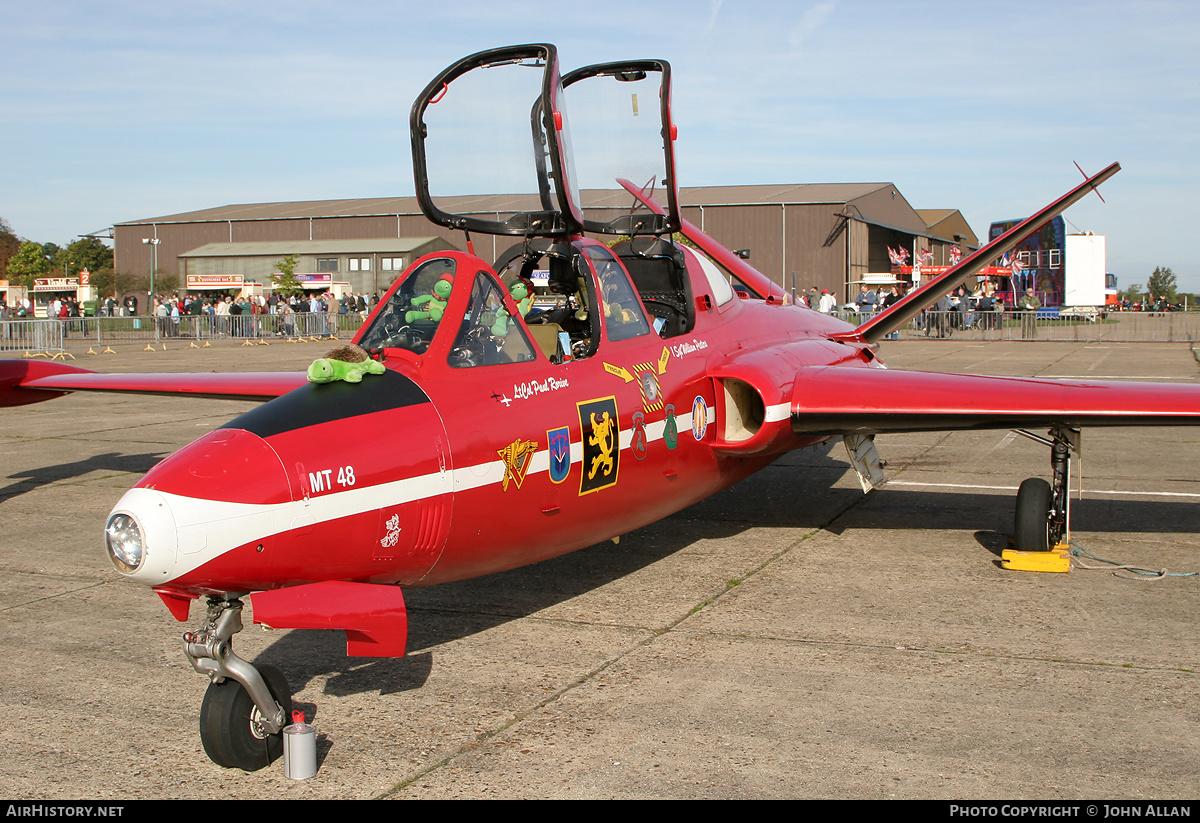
[610,236,695,338]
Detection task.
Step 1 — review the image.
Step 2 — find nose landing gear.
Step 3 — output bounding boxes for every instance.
[185,597,292,771]
[1013,427,1079,552]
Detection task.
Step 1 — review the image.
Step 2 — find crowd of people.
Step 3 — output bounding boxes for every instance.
[790,279,1022,338]
[917,283,1009,338]
[793,283,907,315]
[0,290,379,339]
[1112,295,1183,313]
[144,291,377,337]
[0,296,91,336]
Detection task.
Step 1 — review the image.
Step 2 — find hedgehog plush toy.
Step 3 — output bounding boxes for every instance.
[307,344,386,384]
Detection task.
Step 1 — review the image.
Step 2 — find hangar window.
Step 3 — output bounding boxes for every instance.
[317,258,339,272]
[349,258,371,272]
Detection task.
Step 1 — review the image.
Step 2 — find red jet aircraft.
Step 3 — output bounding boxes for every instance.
[2,44,1198,771]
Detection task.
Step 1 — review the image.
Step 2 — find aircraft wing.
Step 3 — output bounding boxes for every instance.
[0,360,307,408]
[790,366,1200,436]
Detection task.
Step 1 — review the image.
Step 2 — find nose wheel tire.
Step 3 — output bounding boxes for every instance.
[199,664,292,771]
[1014,477,1053,552]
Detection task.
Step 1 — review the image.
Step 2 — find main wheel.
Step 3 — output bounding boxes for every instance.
[199,665,292,771]
[1014,478,1053,552]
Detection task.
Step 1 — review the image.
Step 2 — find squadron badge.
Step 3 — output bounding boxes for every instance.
[631,411,648,461]
[498,438,538,491]
[547,426,571,484]
[577,396,619,495]
[664,404,678,450]
[691,395,708,441]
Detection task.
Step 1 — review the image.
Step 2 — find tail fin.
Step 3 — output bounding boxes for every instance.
[854,162,1120,344]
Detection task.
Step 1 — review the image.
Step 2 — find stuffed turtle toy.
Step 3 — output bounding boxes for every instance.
[307,344,386,384]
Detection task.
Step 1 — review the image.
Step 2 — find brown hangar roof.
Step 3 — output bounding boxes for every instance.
[916,208,980,248]
[178,237,447,258]
[677,182,893,206]
[117,183,921,227]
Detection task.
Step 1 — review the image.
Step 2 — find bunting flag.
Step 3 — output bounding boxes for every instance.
[1008,254,1027,293]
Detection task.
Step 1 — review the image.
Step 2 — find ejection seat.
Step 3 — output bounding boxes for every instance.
[610,237,694,338]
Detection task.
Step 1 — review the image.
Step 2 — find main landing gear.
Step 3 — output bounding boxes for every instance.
[1012,427,1080,552]
[184,597,292,771]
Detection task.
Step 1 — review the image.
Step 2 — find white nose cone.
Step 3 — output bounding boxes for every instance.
[105,488,179,584]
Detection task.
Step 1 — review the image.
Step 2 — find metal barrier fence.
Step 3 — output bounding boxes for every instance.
[0,313,364,353]
[838,310,1200,343]
[0,319,63,352]
[4,310,1198,355]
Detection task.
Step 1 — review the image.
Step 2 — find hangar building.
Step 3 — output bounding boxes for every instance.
[113,184,978,300]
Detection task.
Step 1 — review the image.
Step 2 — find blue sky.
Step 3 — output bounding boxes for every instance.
[4,0,1198,291]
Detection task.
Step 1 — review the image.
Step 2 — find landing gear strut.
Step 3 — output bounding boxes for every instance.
[184,597,292,771]
[1013,427,1079,552]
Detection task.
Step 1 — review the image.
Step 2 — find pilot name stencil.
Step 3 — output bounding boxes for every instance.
[669,338,709,358]
[512,376,570,401]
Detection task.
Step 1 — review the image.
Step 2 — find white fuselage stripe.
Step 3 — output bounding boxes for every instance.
[119,407,708,584]
[765,402,791,423]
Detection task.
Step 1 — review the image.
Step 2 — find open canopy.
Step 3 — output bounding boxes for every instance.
[410,45,680,239]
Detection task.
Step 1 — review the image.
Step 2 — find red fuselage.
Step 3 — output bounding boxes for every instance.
[110,242,874,601]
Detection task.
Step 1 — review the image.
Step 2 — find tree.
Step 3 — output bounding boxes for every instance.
[131,270,177,302]
[6,240,52,288]
[1121,283,1144,303]
[272,254,303,297]
[65,237,114,275]
[42,242,65,276]
[88,266,137,300]
[0,218,19,280]
[1147,266,1177,301]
